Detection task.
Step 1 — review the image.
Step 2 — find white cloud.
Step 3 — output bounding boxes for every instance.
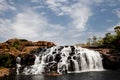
[107,27,114,32]
[0,19,14,40]
[31,0,42,2]
[106,23,120,33]
[11,9,65,41]
[117,22,120,25]
[12,10,44,38]
[69,3,92,30]
[33,5,44,9]
[111,8,120,33]
[107,23,120,34]
[0,0,16,14]
[44,0,104,31]
[105,0,120,7]
[0,0,111,45]
[0,7,87,45]
[0,8,67,44]
[115,10,120,18]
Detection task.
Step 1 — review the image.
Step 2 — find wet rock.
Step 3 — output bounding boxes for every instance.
[69,52,75,56]
[21,54,35,65]
[54,54,61,62]
[68,60,75,71]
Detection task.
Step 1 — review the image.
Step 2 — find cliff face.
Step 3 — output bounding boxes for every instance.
[101,49,120,69]
[0,38,55,56]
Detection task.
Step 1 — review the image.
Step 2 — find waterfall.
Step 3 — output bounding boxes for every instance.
[19,46,103,75]
[16,56,21,75]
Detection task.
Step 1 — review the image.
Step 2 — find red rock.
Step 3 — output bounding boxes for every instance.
[0,68,10,77]
[0,38,56,56]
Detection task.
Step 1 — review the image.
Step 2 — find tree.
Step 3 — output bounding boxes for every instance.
[96,37,103,45]
[92,36,97,45]
[113,26,120,49]
[0,54,16,68]
[102,32,116,48]
[114,26,120,34]
[85,26,120,49]
[114,26,120,38]
[103,32,113,44]
[87,38,92,46]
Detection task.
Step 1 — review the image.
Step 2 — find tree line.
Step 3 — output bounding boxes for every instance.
[86,26,120,49]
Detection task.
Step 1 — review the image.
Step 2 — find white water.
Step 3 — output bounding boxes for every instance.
[19,46,103,75]
[16,56,21,75]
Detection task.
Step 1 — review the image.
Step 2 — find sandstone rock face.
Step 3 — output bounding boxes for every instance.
[0,68,16,77]
[0,38,55,56]
[22,46,40,54]
[0,68,9,77]
[34,41,55,46]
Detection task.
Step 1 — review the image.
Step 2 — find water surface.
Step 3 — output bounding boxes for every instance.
[1,70,120,80]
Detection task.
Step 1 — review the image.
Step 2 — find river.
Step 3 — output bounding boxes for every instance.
[1,70,120,80]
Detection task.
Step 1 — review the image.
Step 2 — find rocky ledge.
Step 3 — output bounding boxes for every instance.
[87,46,120,70]
[0,38,55,56]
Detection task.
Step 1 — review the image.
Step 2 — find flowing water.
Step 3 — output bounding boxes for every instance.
[16,46,103,75]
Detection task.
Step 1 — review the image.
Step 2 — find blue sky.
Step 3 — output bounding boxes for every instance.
[0,0,120,45]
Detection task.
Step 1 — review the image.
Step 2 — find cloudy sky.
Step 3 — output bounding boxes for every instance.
[0,0,120,45]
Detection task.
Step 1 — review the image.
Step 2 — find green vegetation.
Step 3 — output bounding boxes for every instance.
[0,54,16,68]
[86,26,120,49]
[12,41,19,49]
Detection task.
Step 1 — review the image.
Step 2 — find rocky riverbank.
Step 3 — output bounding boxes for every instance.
[87,46,120,70]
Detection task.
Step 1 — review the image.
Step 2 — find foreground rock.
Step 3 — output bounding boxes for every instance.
[0,68,16,77]
[0,68,10,77]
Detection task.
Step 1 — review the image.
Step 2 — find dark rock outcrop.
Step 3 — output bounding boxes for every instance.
[101,49,120,69]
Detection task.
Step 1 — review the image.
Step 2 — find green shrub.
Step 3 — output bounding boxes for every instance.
[0,54,16,68]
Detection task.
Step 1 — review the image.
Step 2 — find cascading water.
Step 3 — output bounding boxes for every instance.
[18,46,103,75]
[16,56,21,75]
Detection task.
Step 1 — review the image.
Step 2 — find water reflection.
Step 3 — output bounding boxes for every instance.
[32,75,44,80]
[1,71,120,80]
[44,75,69,80]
